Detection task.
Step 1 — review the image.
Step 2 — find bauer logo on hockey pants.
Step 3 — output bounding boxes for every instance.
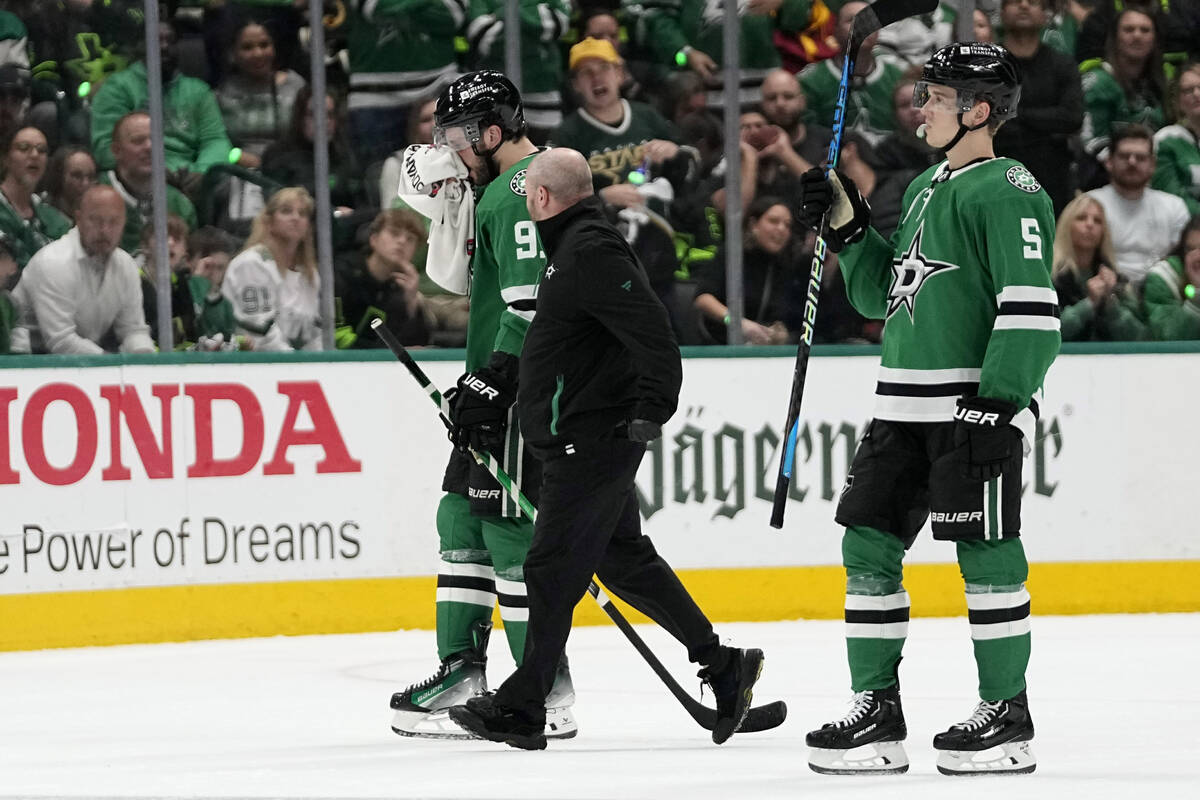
[930,511,984,523]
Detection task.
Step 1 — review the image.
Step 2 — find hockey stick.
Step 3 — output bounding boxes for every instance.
[372,319,787,734]
[769,0,939,529]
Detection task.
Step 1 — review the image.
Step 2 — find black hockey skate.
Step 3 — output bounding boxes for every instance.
[934,690,1036,775]
[389,620,490,739]
[448,692,547,751]
[806,686,909,775]
[698,647,764,745]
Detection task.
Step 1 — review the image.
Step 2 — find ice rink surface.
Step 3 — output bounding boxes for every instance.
[2,613,1196,800]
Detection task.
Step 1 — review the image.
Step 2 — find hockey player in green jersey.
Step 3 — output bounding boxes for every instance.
[796,43,1060,776]
[388,71,576,740]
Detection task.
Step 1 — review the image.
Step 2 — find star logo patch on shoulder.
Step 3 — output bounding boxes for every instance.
[887,222,959,320]
[1006,165,1041,193]
[510,169,528,196]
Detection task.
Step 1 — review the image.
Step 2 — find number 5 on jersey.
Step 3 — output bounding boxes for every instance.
[1021,218,1042,259]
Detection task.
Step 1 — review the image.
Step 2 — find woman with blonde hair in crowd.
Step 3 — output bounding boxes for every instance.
[1052,193,1148,341]
[222,186,322,350]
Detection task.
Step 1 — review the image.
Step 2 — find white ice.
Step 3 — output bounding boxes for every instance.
[2,614,1196,799]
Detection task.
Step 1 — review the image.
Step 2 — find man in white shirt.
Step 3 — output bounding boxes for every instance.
[12,185,155,354]
[1088,125,1191,286]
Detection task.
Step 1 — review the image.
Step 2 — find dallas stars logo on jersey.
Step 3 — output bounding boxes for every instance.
[510,169,527,196]
[886,222,959,319]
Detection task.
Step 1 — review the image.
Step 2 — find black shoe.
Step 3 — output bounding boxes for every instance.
[447,693,547,751]
[933,690,1035,751]
[698,647,764,745]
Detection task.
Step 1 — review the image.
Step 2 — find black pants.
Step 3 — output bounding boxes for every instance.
[493,436,721,721]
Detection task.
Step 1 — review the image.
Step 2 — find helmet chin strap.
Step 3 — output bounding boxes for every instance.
[940,111,990,154]
[471,136,505,185]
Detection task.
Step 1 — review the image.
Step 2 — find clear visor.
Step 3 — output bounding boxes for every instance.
[912,82,976,114]
[433,122,480,151]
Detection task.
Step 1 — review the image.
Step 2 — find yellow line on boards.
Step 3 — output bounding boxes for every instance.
[4,560,1198,652]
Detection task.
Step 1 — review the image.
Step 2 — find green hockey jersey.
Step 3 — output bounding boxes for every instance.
[633,0,811,105]
[466,0,570,130]
[549,100,681,188]
[466,153,546,372]
[800,56,905,141]
[1143,254,1200,340]
[1080,64,1165,154]
[839,158,1061,441]
[1152,124,1200,216]
[346,0,463,110]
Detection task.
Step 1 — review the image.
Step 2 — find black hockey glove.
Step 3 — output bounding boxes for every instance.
[953,396,1021,481]
[627,419,662,443]
[798,167,871,253]
[450,352,518,454]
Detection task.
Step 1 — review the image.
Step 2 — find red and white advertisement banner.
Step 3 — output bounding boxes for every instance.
[1,353,1195,595]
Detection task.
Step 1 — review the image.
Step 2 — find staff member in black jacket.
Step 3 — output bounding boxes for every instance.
[448,148,766,751]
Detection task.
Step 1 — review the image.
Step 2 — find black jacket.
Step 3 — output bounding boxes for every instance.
[519,196,682,454]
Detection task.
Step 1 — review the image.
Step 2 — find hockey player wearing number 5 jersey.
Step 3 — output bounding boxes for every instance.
[388,72,578,741]
[796,43,1060,777]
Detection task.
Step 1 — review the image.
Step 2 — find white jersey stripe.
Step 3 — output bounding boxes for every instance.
[501,284,539,304]
[877,366,982,384]
[996,285,1059,305]
[874,394,959,421]
[993,315,1061,331]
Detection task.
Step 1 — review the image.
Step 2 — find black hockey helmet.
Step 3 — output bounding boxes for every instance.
[434,70,527,150]
[915,42,1022,122]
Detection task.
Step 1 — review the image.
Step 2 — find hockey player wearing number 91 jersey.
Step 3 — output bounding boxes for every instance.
[387,71,578,742]
[797,42,1060,777]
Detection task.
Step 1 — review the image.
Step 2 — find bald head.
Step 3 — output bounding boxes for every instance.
[77,185,127,259]
[525,148,595,221]
[761,68,806,130]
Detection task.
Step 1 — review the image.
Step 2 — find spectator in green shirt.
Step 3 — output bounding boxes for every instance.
[97,111,198,256]
[0,125,70,269]
[0,232,16,354]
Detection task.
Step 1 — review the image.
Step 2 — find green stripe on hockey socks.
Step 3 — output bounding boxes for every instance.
[843,526,908,691]
[958,538,1031,701]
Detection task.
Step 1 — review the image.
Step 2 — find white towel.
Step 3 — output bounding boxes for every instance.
[397,144,474,296]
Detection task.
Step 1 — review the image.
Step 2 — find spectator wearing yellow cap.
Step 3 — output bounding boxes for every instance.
[549,37,700,304]
[465,0,571,144]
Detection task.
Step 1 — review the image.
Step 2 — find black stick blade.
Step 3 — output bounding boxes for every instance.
[852,0,939,41]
